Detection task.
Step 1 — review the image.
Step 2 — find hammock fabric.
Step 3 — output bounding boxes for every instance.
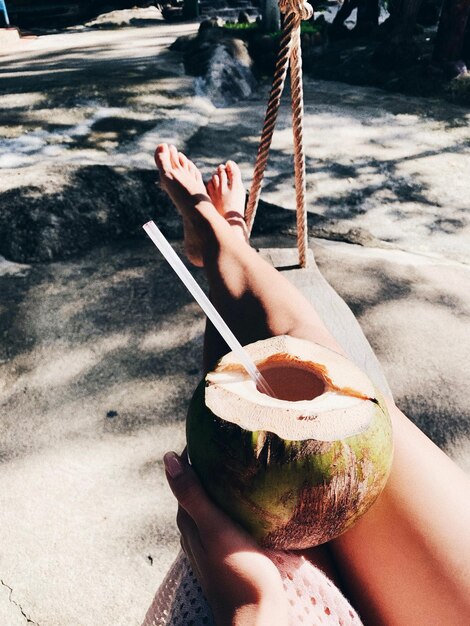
[142,550,363,626]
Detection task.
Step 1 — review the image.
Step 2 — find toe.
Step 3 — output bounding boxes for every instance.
[218,165,228,192]
[213,173,220,189]
[179,152,202,182]
[179,152,189,169]
[187,160,199,179]
[169,144,180,168]
[155,143,172,173]
[225,160,242,186]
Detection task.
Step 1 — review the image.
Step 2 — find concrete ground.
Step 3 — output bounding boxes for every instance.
[1,11,469,626]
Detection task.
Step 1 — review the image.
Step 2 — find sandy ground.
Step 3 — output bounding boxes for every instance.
[1,11,469,626]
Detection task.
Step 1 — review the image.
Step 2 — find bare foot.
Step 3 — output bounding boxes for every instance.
[155,143,212,267]
[207,161,248,241]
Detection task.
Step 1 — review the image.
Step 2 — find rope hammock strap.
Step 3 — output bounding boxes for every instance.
[245,0,313,268]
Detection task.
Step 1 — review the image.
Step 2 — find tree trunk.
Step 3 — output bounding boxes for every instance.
[332,0,379,36]
[463,13,470,61]
[374,0,424,69]
[433,0,470,63]
[356,0,380,32]
[387,0,425,37]
[260,0,281,32]
[331,0,359,38]
[332,0,359,28]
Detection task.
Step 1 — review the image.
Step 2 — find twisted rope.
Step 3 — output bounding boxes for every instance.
[245,12,298,232]
[279,0,313,20]
[290,24,308,267]
[245,0,313,267]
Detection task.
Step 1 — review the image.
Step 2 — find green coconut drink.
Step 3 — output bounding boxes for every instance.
[187,335,393,549]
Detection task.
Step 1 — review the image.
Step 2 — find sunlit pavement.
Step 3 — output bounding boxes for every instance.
[1,13,469,626]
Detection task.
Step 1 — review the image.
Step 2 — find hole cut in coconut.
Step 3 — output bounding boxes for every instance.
[257,356,326,402]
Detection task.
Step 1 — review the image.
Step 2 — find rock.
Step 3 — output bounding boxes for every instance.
[183,39,216,76]
[249,32,279,74]
[169,32,197,52]
[198,16,224,33]
[161,5,184,22]
[310,226,388,248]
[85,6,163,29]
[443,60,468,80]
[0,164,178,263]
[446,72,470,105]
[223,36,253,66]
[195,39,257,106]
[181,27,258,105]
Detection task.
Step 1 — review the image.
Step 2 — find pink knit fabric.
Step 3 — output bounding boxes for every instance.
[265,549,363,626]
[142,550,362,626]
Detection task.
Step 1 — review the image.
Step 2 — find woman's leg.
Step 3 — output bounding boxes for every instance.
[155,143,343,585]
[331,403,470,625]
[155,144,470,625]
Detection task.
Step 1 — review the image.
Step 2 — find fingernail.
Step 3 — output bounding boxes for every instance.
[164,452,184,479]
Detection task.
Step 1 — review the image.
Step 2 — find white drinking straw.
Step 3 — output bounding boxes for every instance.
[143,221,275,397]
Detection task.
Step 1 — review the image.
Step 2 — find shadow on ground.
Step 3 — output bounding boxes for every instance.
[315,241,470,452]
[0,239,208,464]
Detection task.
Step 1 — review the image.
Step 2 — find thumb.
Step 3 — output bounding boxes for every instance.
[164,451,225,533]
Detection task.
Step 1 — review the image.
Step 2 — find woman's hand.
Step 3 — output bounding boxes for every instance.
[164,451,289,626]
